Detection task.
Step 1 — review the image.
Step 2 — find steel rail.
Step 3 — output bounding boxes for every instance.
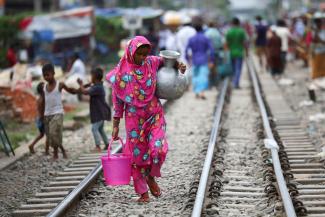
[191,78,229,217]
[47,145,122,217]
[47,99,169,217]
[247,57,297,217]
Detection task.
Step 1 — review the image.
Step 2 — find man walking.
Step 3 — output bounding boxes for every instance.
[226,17,247,88]
[254,16,268,69]
[186,17,215,99]
[205,21,223,86]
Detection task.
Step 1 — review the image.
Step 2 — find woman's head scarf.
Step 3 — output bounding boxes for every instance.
[106,36,162,107]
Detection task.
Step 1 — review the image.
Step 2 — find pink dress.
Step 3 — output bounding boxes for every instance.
[106,36,168,195]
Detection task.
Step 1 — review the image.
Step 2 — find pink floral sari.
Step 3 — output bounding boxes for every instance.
[106,36,168,194]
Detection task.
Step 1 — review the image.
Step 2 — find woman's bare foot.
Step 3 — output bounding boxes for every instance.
[92,146,102,153]
[146,176,162,198]
[137,192,150,203]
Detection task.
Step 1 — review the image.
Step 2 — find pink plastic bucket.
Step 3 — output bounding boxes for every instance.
[101,138,131,186]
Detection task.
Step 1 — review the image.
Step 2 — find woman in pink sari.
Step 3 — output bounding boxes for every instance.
[106,36,186,202]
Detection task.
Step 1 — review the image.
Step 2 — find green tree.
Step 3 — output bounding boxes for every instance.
[95,16,128,48]
[0,15,25,67]
[95,16,129,63]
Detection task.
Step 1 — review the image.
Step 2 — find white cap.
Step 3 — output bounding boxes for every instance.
[19,50,28,62]
[162,11,181,25]
[180,14,191,25]
[314,12,325,19]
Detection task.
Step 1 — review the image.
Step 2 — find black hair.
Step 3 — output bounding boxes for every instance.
[192,16,203,30]
[277,19,286,27]
[140,43,151,48]
[74,52,80,59]
[256,15,262,21]
[137,44,151,51]
[91,67,103,81]
[36,82,44,95]
[314,18,322,27]
[232,17,240,25]
[148,26,154,32]
[194,25,203,32]
[9,43,18,49]
[42,63,55,74]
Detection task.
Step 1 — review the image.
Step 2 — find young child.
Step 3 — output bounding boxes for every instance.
[77,67,111,152]
[42,63,79,159]
[106,36,186,203]
[29,82,49,154]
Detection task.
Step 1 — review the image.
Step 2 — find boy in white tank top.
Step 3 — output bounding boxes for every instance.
[42,63,79,159]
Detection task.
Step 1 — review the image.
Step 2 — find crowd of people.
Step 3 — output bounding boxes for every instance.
[253,13,325,79]
[147,12,324,90]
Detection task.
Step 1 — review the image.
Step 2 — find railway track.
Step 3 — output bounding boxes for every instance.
[11,57,325,217]
[258,62,325,217]
[12,101,166,217]
[12,144,124,217]
[190,57,298,217]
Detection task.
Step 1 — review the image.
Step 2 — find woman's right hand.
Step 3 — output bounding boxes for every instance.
[112,126,119,140]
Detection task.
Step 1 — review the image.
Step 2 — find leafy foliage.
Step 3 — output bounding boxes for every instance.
[95,16,128,50]
[0,15,24,67]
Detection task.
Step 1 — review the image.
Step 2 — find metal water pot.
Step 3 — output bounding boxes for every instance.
[156,50,188,100]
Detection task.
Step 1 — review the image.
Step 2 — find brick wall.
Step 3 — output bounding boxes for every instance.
[0,87,37,123]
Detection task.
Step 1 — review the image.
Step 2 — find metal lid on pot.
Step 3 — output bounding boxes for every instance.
[159,50,180,59]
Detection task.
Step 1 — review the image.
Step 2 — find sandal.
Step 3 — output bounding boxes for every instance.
[137,192,150,203]
[146,176,162,198]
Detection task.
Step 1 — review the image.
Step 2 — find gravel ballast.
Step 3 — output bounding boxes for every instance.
[267,61,325,152]
[69,90,218,217]
[0,124,102,217]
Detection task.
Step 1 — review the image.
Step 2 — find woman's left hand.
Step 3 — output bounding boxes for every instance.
[177,62,187,74]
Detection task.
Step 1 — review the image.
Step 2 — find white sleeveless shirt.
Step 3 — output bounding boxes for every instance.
[44,82,64,116]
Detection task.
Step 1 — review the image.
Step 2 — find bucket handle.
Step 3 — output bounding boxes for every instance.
[107,137,124,156]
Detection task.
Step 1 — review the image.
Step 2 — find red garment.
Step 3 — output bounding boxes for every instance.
[305,31,312,47]
[267,34,282,69]
[19,17,33,30]
[6,48,17,67]
[243,22,253,38]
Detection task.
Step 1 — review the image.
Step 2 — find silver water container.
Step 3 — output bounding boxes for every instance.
[156,50,188,100]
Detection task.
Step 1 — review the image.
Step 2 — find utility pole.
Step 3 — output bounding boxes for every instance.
[275,0,282,18]
[151,0,158,8]
[50,0,59,12]
[104,0,117,7]
[34,0,42,13]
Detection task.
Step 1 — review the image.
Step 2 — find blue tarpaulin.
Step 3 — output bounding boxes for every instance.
[32,30,54,43]
[95,8,123,18]
[95,7,163,19]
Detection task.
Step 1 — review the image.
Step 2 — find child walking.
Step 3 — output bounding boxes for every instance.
[42,63,79,159]
[106,36,186,202]
[29,82,49,154]
[77,67,111,152]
